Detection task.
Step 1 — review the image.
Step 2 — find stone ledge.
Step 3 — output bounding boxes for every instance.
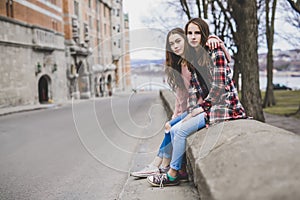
[160,89,300,200]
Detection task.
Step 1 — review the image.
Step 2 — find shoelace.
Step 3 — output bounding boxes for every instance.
[156,174,167,188]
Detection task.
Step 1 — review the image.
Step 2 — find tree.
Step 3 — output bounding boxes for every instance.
[283,0,300,40]
[284,0,300,119]
[227,0,265,121]
[171,0,265,121]
[178,0,208,19]
[286,0,300,13]
[210,1,239,89]
[263,0,277,108]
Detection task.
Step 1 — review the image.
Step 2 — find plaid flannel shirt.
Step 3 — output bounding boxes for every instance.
[203,47,246,124]
[187,71,204,113]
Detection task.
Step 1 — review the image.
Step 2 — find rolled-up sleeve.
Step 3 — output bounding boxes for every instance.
[205,48,226,104]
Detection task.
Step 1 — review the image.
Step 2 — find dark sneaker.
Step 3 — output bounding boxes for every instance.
[147,174,180,187]
[178,171,189,182]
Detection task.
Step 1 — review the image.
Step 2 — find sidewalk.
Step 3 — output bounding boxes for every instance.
[264,112,300,135]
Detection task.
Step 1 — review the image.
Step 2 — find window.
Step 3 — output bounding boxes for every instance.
[97,20,100,33]
[95,0,98,13]
[74,1,79,17]
[72,18,79,41]
[89,16,92,30]
[97,39,101,63]
[52,20,58,31]
[88,0,91,8]
[84,23,89,41]
[6,0,14,17]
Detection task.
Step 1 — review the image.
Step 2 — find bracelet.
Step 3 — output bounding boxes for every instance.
[201,100,212,111]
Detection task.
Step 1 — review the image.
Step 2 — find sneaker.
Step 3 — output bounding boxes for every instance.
[130,164,160,178]
[147,174,180,187]
[159,165,170,174]
[178,171,189,182]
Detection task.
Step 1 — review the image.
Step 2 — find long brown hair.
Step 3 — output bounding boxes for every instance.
[165,28,194,91]
[185,18,213,92]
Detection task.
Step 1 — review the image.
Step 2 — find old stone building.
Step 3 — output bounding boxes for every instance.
[0,0,67,106]
[0,0,131,107]
[111,0,131,92]
[64,0,131,99]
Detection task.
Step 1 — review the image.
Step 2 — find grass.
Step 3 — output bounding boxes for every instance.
[261,90,300,119]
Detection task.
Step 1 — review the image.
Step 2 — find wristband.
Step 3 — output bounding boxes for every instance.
[201,100,212,111]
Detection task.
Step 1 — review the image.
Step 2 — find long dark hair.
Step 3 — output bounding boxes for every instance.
[185,18,213,94]
[165,28,195,91]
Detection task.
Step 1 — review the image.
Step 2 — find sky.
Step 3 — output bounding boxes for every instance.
[123,0,173,29]
[123,0,152,29]
[123,0,300,60]
[122,0,171,60]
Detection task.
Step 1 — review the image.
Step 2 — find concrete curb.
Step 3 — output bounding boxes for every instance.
[0,104,56,116]
[160,89,300,200]
[0,99,88,117]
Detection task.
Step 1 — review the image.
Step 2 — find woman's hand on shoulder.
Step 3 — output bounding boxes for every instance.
[206,36,221,50]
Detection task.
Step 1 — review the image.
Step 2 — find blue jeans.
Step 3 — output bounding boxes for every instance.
[170,112,206,170]
[157,112,188,159]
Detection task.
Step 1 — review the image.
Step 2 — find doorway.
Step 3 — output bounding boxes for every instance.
[38,75,51,103]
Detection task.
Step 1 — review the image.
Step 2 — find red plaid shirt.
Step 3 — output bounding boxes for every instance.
[203,47,246,124]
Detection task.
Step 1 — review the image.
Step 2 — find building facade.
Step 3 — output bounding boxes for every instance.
[0,0,131,107]
[111,0,131,91]
[123,13,131,88]
[0,0,67,106]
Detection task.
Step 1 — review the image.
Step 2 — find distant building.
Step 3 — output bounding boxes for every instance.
[122,13,131,89]
[288,61,300,72]
[0,0,131,107]
[111,2,131,91]
[258,49,300,72]
[64,0,131,98]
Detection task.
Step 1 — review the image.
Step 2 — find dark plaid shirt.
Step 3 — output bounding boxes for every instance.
[204,47,246,124]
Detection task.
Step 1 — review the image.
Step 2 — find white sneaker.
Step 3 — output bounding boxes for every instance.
[130,164,160,178]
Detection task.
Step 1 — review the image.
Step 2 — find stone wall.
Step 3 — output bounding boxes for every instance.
[0,17,67,106]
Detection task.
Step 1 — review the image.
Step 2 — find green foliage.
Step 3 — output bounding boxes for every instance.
[262,90,300,118]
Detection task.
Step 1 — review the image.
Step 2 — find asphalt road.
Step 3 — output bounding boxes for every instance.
[0,92,166,199]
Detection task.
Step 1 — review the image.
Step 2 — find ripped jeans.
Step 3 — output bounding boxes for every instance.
[169,112,206,170]
[157,111,188,159]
